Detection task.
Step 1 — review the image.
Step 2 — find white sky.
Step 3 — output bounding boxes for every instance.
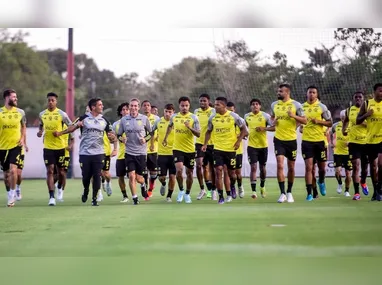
[9,28,358,80]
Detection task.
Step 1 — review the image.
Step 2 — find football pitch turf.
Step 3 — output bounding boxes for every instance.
[0,177,381,285]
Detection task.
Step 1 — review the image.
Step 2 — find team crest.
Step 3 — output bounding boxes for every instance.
[137,121,142,126]
[14,114,18,118]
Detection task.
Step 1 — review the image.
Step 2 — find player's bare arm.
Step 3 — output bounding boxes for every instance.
[356,101,373,125]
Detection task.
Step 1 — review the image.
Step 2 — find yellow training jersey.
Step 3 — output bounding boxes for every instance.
[169,112,200,153]
[270,99,304,141]
[152,117,174,155]
[0,106,26,150]
[113,120,126,160]
[365,99,382,144]
[346,106,367,144]
[194,107,214,145]
[332,121,349,155]
[39,108,72,150]
[62,124,70,157]
[235,120,245,155]
[146,113,160,154]
[244,111,272,149]
[323,126,329,148]
[302,100,332,142]
[208,111,244,152]
[103,132,112,156]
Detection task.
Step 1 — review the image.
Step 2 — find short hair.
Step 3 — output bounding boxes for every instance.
[151,105,158,109]
[164,103,175,111]
[306,85,320,99]
[142,100,150,105]
[208,102,214,107]
[117,102,129,117]
[178,96,190,104]
[3,89,16,99]
[88,98,101,110]
[373,83,382,92]
[227,101,235,107]
[199,93,210,100]
[130,98,140,105]
[353,91,364,97]
[250,98,261,105]
[47,92,58,98]
[279,83,291,91]
[215,96,227,105]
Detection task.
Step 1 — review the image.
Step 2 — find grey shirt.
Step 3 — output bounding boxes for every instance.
[76,113,112,156]
[117,113,152,156]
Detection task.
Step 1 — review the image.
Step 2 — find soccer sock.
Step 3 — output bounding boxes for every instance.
[49,190,55,198]
[122,190,128,198]
[218,189,224,199]
[205,181,213,191]
[336,175,342,185]
[226,190,231,196]
[353,182,360,195]
[57,182,62,189]
[251,180,257,192]
[318,173,325,184]
[101,177,105,184]
[278,181,286,194]
[306,184,313,195]
[5,185,10,192]
[16,184,20,191]
[212,184,216,191]
[185,189,191,195]
[230,177,236,189]
[161,180,166,187]
[167,189,174,198]
[237,177,242,188]
[260,179,265,188]
[345,187,349,192]
[313,186,318,197]
[199,184,205,190]
[360,175,367,185]
[287,182,293,193]
[143,173,148,187]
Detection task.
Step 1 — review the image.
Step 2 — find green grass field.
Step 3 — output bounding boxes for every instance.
[0,177,381,285]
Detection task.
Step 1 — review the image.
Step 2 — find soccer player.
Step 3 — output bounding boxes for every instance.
[152,104,176,202]
[194,94,215,200]
[151,106,159,116]
[356,83,382,201]
[244,99,273,199]
[226,101,245,199]
[163,96,200,204]
[203,97,247,204]
[331,110,352,197]
[342,91,369,200]
[54,98,115,206]
[0,89,26,207]
[270,84,307,203]
[301,86,332,201]
[142,100,160,198]
[37,93,72,206]
[117,98,151,205]
[112,102,130,203]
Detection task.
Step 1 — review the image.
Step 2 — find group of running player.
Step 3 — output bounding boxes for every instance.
[1,83,382,207]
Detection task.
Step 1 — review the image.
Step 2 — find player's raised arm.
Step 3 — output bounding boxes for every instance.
[186,114,200,138]
[54,114,87,137]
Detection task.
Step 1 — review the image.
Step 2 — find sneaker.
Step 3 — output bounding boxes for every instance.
[277,193,287,203]
[225,196,233,203]
[306,194,313,201]
[344,191,351,197]
[160,185,166,196]
[287,193,294,203]
[361,184,369,196]
[97,190,103,202]
[352,193,361,200]
[144,197,150,201]
[218,197,225,204]
[231,186,237,199]
[212,190,218,201]
[206,190,212,198]
[260,187,266,198]
[318,182,326,196]
[196,190,206,200]
[106,182,112,196]
[15,189,22,201]
[57,189,64,202]
[376,194,382,201]
[7,191,15,207]
[336,184,343,194]
[238,186,244,198]
[251,191,258,199]
[48,198,56,206]
[184,194,192,204]
[177,190,185,203]
[133,197,139,205]
[81,190,89,203]
[166,197,172,203]
[91,200,99,206]
[148,190,153,198]
[120,197,129,203]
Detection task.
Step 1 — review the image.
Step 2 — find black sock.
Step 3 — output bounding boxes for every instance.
[230,177,236,189]
[313,186,318,197]
[186,189,191,195]
[260,179,265,188]
[251,180,257,192]
[287,182,293,193]
[206,181,213,191]
[144,173,148,186]
[5,185,10,192]
[218,189,224,199]
[237,178,242,187]
[57,183,62,189]
[92,188,98,201]
[345,187,349,192]
[360,176,366,185]
[336,176,342,185]
[133,197,138,204]
[179,187,184,192]
[226,190,231,196]
[161,180,166,186]
[279,181,285,194]
[318,173,325,184]
[167,189,174,198]
[122,190,128,198]
[306,184,312,195]
[212,185,216,191]
[199,184,205,190]
[354,182,360,194]
[101,177,105,184]
[49,190,55,198]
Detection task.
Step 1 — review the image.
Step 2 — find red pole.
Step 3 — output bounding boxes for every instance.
[66,28,74,120]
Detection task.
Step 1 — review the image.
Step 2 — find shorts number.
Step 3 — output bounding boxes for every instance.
[321,151,326,159]
[64,159,69,167]
[347,160,352,167]
[59,156,65,163]
[230,158,236,166]
[190,159,195,166]
[106,160,110,169]
[292,150,297,159]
